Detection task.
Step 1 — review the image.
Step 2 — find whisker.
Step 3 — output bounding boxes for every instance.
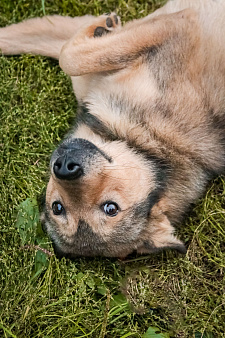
[103,165,150,172]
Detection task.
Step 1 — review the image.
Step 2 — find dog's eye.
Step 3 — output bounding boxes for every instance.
[52,201,64,215]
[102,202,119,217]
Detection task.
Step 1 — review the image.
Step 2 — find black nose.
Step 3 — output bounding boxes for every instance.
[53,155,83,180]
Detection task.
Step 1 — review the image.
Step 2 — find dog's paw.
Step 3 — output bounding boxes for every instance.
[93,13,121,37]
[67,13,121,45]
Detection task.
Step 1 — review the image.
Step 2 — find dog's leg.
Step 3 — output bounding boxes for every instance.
[0,15,95,59]
[68,13,121,101]
[59,9,197,76]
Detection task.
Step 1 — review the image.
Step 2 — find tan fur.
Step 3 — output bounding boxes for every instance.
[1,0,225,257]
[46,142,155,239]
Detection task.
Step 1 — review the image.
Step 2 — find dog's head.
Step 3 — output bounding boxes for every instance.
[41,136,186,258]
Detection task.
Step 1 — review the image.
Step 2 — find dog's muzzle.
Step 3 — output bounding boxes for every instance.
[51,138,109,181]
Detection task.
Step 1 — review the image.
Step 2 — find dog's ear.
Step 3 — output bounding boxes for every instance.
[59,9,197,76]
[137,202,186,254]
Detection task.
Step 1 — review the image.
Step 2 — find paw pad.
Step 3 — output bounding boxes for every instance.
[94,13,120,38]
[94,26,109,37]
[106,17,113,28]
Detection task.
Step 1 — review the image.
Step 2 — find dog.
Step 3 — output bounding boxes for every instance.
[1,0,225,258]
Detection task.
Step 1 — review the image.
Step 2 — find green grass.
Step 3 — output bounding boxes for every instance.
[0,1,225,337]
